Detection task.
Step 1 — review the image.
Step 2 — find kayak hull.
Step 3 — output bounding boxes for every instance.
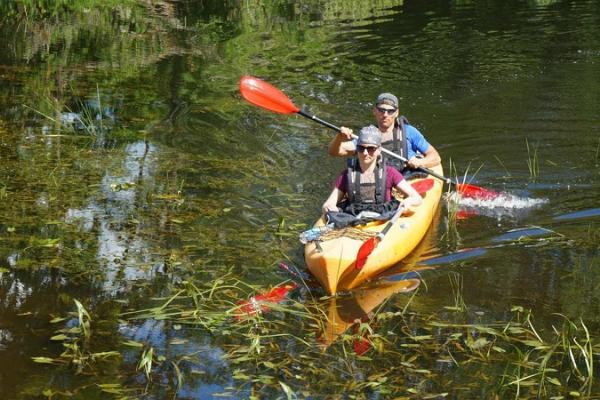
[304,165,444,295]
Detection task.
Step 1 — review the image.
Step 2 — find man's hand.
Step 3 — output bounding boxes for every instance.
[338,127,354,141]
[407,156,424,169]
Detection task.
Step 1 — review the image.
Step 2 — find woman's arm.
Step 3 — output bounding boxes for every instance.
[395,179,423,208]
[322,187,345,214]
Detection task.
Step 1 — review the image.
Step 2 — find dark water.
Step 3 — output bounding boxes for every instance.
[0,0,599,398]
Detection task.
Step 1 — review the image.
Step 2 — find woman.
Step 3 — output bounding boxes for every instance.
[322,125,422,220]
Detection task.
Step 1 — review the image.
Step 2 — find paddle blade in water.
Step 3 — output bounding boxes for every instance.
[355,236,379,270]
[239,76,300,114]
[456,183,498,200]
[235,283,298,319]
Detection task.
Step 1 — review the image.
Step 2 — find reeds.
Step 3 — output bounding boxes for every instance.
[24,85,110,136]
[525,138,540,180]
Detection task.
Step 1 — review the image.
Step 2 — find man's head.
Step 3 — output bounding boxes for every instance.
[356,125,381,159]
[373,93,399,129]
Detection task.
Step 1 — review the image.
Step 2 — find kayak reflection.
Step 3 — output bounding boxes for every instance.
[318,278,420,350]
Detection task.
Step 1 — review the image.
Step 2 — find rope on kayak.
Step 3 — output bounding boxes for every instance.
[319,226,376,242]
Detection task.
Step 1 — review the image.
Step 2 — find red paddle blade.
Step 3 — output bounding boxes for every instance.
[355,236,379,270]
[239,76,300,114]
[235,283,298,319]
[354,179,432,270]
[456,183,498,200]
[411,178,434,194]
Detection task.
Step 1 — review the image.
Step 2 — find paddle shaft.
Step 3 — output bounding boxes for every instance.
[378,203,405,239]
[297,110,453,186]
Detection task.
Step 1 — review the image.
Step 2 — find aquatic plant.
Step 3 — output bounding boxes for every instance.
[31,299,120,373]
[525,138,540,180]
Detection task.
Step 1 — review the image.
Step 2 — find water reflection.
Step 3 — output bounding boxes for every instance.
[0,0,599,398]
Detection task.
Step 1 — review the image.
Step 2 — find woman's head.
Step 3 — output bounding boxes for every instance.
[356,125,381,160]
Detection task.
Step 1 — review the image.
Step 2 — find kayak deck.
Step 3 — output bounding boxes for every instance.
[304,165,444,295]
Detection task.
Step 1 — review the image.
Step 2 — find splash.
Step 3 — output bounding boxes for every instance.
[447,191,548,219]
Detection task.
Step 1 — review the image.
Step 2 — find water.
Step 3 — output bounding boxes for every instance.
[0,0,599,398]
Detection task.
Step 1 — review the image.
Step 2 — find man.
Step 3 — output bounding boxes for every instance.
[322,125,422,218]
[327,92,441,173]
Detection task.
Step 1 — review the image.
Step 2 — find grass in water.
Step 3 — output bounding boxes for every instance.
[525,138,540,180]
[31,273,600,399]
[24,85,111,136]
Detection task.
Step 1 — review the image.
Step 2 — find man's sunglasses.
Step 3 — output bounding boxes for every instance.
[376,106,397,115]
[357,145,378,155]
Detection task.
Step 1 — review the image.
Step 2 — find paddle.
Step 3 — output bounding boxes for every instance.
[354,179,435,270]
[239,75,497,200]
[235,262,314,319]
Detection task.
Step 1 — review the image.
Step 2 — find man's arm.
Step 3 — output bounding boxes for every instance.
[328,127,356,157]
[407,144,441,169]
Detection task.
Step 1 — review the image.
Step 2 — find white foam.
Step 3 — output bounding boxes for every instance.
[446,192,549,219]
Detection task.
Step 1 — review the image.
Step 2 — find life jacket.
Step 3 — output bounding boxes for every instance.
[346,158,387,206]
[330,158,400,227]
[381,116,409,171]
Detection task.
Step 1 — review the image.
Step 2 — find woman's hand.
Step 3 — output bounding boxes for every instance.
[322,201,339,214]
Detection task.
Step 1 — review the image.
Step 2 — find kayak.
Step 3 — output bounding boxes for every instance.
[304,164,444,295]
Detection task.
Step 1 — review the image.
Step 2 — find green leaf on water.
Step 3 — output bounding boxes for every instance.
[122,340,144,348]
[473,338,489,349]
[50,334,69,341]
[279,381,294,400]
[97,383,124,394]
[546,377,561,386]
[233,369,250,380]
[32,357,57,364]
[411,335,433,341]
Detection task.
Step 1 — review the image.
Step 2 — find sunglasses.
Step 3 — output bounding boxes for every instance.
[376,106,397,115]
[357,145,378,155]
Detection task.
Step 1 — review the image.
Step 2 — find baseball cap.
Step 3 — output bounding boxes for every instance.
[375,93,398,108]
[356,125,381,147]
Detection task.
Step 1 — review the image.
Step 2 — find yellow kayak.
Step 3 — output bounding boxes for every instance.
[304,165,444,295]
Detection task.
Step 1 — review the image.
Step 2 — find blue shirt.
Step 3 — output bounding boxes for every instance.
[404,123,431,159]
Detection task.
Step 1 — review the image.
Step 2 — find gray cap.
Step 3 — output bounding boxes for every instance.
[375,92,398,108]
[357,125,381,147]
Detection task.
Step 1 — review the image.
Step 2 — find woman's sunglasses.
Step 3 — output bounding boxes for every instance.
[357,145,378,155]
[376,106,397,115]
